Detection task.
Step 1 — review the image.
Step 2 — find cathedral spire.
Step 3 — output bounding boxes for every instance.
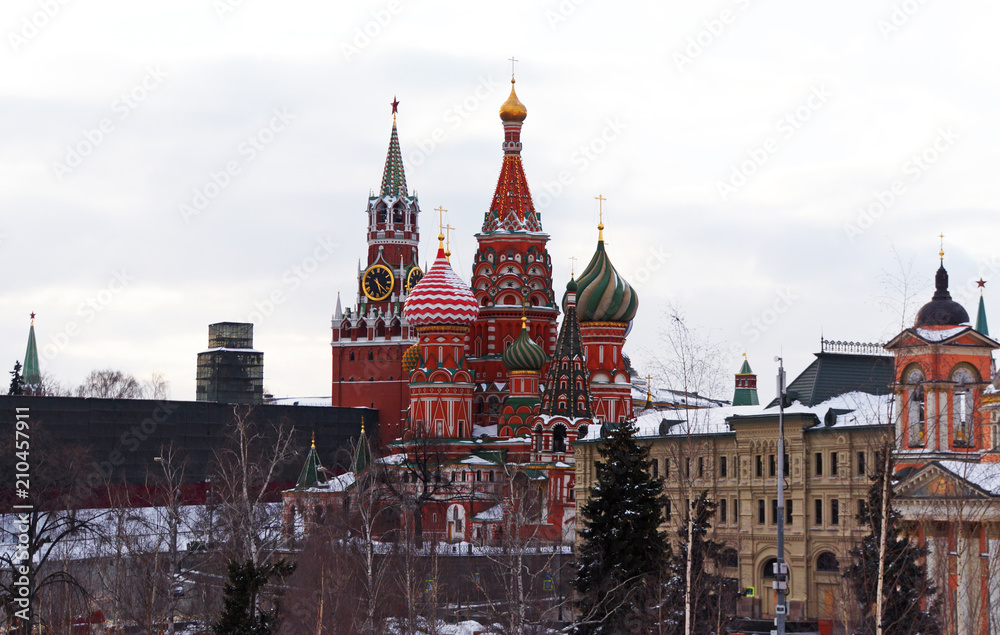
[379,97,408,198]
[540,278,592,418]
[483,77,541,233]
[23,313,40,390]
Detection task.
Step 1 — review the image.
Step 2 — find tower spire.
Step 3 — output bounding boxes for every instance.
[23,313,40,391]
[976,279,990,337]
[380,98,408,198]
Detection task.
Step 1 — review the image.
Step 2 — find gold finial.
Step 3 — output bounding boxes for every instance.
[595,194,606,241]
[444,223,455,261]
[435,206,447,248]
[361,416,365,436]
[521,300,528,329]
[939,233,945,261]
[569,256,577,277]
[508,56,518,81]
[646,374,652,400]
[743,352,747,359]
[311,430,315,448]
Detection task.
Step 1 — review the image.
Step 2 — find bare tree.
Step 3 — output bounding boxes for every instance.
[74,369,170,400]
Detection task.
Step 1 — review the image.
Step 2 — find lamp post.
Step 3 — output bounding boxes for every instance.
[774,357,788,635]
[155,452,180,635]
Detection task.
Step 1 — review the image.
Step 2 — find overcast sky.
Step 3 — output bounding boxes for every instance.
[3,0,998,402]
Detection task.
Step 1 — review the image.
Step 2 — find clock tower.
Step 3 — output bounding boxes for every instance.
[332,99,422,447]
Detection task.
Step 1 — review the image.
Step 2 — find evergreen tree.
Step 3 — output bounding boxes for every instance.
[8,361,23,396]
[673,492,740,635]
[213,559,295,635]
[573,420,671,634]
[846,451,940,635]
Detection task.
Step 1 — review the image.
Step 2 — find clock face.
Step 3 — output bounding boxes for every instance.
[406,266,424,292]
[362,264,394,301]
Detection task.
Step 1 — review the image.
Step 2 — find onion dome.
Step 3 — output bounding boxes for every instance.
[914,261,969,327]
[499,79,527,122]
[575,223,638,323]
[401,344,421,373]
[403,239,479,327]
[502,317,547,372]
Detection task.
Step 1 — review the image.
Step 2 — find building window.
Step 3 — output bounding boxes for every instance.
[755,455,763,478]
[368,350,374,361]
[720,498,727,524]
[652,458,659,478]
[831,499,840,525]
[720,455,727,478]
[769,454,776,477]
[831,452,838,476]
[698,457,704,478]
[858,451,866,476]
[907,368,926,446]
[349,351,355,361]
[815,499,823,525]
[783,453,789,476]
[733,498,739,526]
[720,548,739,568]
[786,500,793,525]
[664,459,670,480]
[665,500,671,523]
[858,499,867,518]
[685,458,691,478]
[758,499,765,525]
[553,425,567,453]
[953,368,975,446]
[815,452,823,476]
[771,499,778,525]
[817,552,840,572]
[762,558,777,579]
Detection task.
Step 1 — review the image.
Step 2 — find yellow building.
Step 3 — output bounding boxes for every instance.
[574,344,894,625]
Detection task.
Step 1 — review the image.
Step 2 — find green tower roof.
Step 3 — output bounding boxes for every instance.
[732,355,759,407]
[502,320,547,372]
[575,227,638,324]
[351,420,371,474]
[976,291,990,337]
[737,358,753,375]
[379,109,408,198]
[295,433,327,489]
[23,315,40,387]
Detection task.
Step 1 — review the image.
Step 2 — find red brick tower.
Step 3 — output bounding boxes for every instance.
[468,79,558,428]
[332,99,422,447]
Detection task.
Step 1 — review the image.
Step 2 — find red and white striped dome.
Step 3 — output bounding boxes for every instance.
[404,246,479,327]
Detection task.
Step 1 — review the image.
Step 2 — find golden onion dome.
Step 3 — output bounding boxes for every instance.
[499,79,527,122]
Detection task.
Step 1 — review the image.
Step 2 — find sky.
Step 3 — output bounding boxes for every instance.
[2,0,999,402]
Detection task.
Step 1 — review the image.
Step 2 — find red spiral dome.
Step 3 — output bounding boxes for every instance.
[403,245,479,327]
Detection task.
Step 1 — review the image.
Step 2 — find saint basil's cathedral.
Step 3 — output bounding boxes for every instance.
[317,78,638,543]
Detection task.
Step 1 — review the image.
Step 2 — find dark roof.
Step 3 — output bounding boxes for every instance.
[914,263,970,327]
[766,352,894,408]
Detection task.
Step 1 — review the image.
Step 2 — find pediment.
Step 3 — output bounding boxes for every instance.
[895,462,993,500]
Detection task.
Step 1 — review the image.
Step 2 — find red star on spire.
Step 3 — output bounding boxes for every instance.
[30,312,35,320]
[391,96,399,115]
[977,279,987,289]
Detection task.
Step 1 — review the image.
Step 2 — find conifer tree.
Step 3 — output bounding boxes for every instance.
[213,559,295,635]
[573,420,671,634]
[846,451,940,635]
[8,361,23,396]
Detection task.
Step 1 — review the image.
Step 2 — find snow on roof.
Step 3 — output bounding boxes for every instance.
[460,455,496,465]
[472,424,498,436]
[266,396,333,407]
[915,326,969,342]
[200,346,262,353]
[580,391,892,441]
[936,461,1000,496]
[474,504,503,521]
[377,453,407,464]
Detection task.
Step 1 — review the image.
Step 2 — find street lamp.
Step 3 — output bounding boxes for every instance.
[774,357,788,635]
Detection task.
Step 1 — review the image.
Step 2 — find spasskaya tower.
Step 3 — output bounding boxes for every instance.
[332,98,422,447]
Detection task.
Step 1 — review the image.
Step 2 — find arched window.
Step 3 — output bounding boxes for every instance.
[534,425,543,452]
[368,350,374,361]
[816,552,840,572]
[553,425,567,453]
[349,351,355,361]
[762,558,777,579]
[906,368,926,446]
[953,367,976,446]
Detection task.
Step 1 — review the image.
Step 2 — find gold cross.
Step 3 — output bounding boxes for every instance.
[646,375,653,400]
[569,256,578,277]
[435,206,447,241]
[939,232,945,261]
[444,223,455,259]
[595,194,606,224]
[508,56,518,80]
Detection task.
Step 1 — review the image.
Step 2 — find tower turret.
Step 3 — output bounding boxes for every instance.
[23,313,40,394]
[733,354,759,406]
